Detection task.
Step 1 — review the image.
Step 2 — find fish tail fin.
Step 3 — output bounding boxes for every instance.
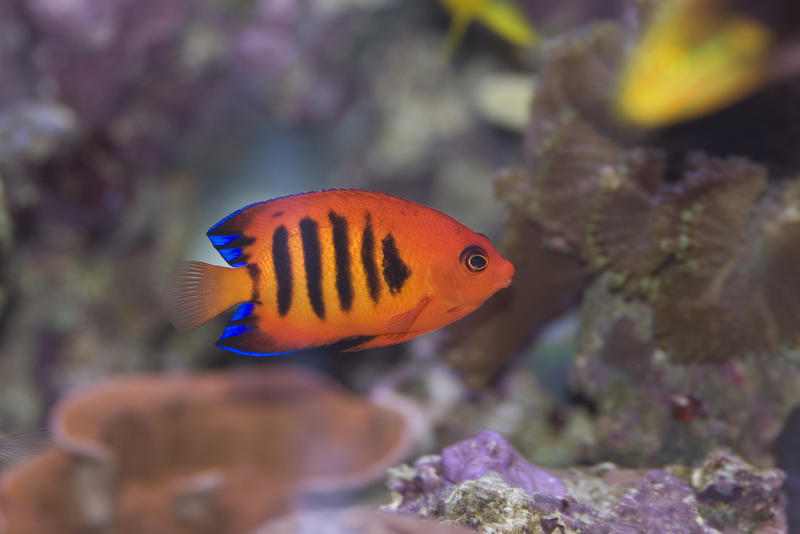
[164,261,252,332]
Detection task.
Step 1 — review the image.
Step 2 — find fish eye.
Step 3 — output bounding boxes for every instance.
[460,246,488,273]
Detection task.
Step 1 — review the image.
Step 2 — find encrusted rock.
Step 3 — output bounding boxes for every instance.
[386,432,787,534]
[440,430,566,496]
[255,506,476,534]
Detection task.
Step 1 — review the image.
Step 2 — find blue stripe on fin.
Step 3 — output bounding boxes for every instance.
[231,302,255,322]
[217,346,297,357]
[209,234,241,247]
[218,247,243,264]
[220,324,255,340]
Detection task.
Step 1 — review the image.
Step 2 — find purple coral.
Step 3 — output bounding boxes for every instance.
[441,430,567,496]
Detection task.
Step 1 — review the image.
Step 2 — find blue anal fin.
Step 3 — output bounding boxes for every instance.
[216,302,295,357]
[216,325,296,357]
[230,302,255,322]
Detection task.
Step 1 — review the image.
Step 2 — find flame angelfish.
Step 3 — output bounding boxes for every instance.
[165,190,514,355]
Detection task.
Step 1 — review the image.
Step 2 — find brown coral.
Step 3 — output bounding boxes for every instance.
[496,22,800,362]
[0,367,418,534]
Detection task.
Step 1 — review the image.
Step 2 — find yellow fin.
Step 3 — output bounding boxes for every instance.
[445,13,470,57]
[479,0,538,47]
[439,0,537,55]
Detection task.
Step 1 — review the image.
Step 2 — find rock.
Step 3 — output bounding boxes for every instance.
[255,506,476,534]
[385,431,787,533]
[441,430,566,496]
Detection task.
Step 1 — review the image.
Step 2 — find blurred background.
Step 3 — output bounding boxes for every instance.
[0,0,799,532]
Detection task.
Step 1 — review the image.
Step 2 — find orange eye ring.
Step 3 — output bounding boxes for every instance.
[461,246,488,272]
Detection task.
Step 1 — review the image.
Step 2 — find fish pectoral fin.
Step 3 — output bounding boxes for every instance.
[386,294,433,334]
[339,332,422,352]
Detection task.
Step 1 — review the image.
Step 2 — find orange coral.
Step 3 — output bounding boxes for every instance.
[0,367,417,534]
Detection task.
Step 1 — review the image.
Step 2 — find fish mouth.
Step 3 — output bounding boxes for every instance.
[497,278,511,289]
[499,261,515,288]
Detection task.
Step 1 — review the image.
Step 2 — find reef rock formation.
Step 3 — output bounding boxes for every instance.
[256,507,475,534]
[465,19,800,470]
[385,431,787,533]
[495,22,800,364]
[0,367,419,534]
[570,275,800,467]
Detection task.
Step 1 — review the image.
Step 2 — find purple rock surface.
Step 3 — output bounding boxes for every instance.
[386,431,787,533]
[441,430,567,496]
[611,470,716,534]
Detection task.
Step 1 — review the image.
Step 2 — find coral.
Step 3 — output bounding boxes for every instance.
[570,274,800,467]
[494,21,800,363]
[256,506,476,534]
[691,450,787,533]
[0,367,419,534]
[385,431,787,533]
[473,20,800,471]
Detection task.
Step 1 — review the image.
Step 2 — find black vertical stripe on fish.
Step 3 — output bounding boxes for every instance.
[246,263,262,303]
[381,233,411,295]
[361,213,381,303]
[300,217,325,319]
[271,225,292,315]
[328,210,353,312]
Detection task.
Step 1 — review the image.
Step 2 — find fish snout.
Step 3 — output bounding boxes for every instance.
[499,260,515,288]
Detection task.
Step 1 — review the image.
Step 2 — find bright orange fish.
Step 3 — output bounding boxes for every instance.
[165,190,514,355]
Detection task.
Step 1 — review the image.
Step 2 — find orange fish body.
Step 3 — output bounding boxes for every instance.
[165,190,514,355]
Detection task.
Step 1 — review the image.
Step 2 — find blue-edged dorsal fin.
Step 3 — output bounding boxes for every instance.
[206,192,321,267]
[206,201,268,267]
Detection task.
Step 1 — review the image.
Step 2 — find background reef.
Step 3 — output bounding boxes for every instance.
[0,0,799,532]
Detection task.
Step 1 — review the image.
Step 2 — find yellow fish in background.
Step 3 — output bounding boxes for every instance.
[616,0,774,127]
[438,0,539,55]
